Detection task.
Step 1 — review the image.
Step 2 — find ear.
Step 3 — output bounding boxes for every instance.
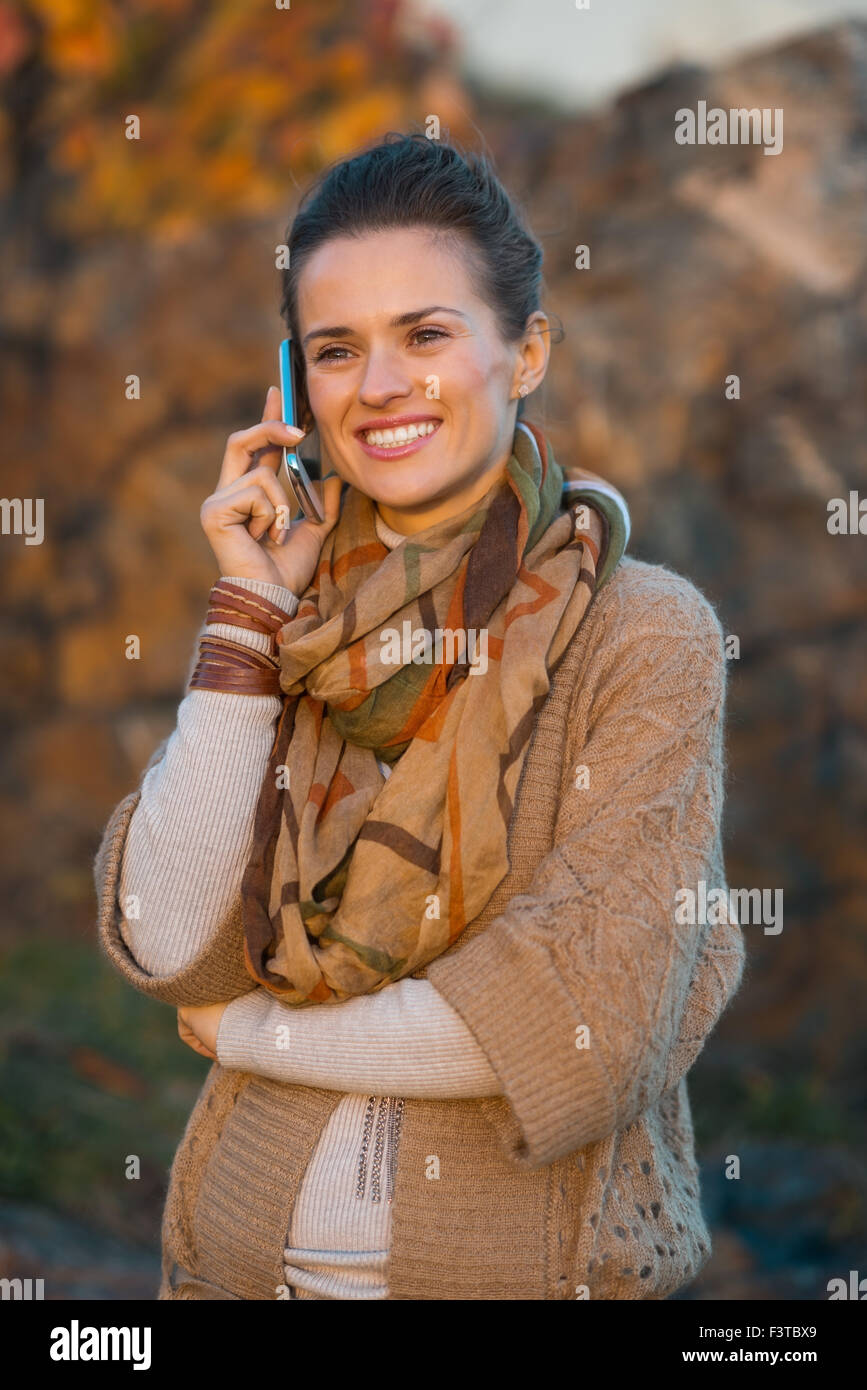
[510,310,551,399]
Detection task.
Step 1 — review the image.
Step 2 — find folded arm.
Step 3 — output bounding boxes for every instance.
[215,978,502,1099]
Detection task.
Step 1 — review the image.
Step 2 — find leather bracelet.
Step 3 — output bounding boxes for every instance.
[189,636,283,697]
[204,579,294,641]
[188,580,296,697]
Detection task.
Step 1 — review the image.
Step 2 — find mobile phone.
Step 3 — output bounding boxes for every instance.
[279,337,324,523]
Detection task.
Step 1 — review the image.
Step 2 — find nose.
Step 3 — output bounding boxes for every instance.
[357,348,413,409]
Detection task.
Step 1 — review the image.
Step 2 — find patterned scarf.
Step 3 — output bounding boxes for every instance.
[241,420,629,1004]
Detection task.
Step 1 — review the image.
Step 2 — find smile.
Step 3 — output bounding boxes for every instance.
[356,420,442,458]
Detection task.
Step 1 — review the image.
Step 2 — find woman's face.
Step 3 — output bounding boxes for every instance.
[295,226,548,534]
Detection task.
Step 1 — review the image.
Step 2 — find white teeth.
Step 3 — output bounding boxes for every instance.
[362,422,439,447]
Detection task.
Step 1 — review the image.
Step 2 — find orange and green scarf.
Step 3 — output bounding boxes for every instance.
[241,420,629,1003]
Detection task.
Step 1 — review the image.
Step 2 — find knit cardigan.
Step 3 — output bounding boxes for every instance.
[93,555,745,1300]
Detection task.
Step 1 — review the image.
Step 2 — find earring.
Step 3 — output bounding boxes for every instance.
[517,383,529,398]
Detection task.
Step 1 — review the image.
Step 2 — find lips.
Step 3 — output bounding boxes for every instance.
[356,413,441,439]
[355,418,442,460]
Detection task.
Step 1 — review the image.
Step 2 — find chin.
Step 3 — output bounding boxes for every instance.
[352,466,447,507]
[371,480,455,512]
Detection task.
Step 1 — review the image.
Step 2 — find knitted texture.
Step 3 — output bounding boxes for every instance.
[93,556,745,1300]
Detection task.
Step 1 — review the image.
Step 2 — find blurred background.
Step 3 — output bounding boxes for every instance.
[0,0,865,1299]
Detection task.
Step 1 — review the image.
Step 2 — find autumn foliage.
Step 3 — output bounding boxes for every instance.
[0,0,461,239]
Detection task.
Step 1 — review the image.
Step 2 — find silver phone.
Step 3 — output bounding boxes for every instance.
[279,337,324,523]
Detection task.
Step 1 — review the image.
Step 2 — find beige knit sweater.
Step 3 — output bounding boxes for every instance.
[93,553,745,1300]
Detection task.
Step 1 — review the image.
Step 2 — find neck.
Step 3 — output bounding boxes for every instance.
[374,508,412,549]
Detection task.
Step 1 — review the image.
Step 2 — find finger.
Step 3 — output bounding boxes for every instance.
[261,384,282,424]
[218,482,278,545]
[178,1017,197,1047]
[178,1018,216,1060]
[213,460,294,525]
[218,420,306,491]
[221,471,294,543]
[264,379,308,433]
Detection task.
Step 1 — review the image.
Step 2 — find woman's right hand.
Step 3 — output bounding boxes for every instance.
[200,385,343,594]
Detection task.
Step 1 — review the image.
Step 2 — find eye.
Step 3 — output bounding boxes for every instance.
[312,325,450,363]
[409,326,450,347]
[313,344,353,363]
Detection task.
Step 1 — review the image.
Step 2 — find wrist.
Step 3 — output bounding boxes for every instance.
[215,990,273,1069]
[221,574,299,614]
[188,579,297,696]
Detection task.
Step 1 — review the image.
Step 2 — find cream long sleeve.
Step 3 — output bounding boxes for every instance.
[118,582,291,976]
[215,981,501,1098]
[117,563,501,1099]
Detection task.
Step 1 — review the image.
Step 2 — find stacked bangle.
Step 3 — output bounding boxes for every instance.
[188,579,295,696]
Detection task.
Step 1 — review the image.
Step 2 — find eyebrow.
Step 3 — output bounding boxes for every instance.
[301,306,468,349]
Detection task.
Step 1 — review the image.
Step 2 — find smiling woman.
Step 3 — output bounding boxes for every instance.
[94,131,744,1301]
[284,213,550,534]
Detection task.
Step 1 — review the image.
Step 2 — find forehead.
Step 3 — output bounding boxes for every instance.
[296,226,486,327]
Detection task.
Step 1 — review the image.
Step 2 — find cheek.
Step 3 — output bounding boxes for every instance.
[307,375,350,427]
[443,344,509,404]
